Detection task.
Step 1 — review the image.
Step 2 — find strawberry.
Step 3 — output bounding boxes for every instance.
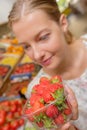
[54,114,64,125]
[32,84,40,93]
[36,121,44,127]
[30,94,43,106]
[40,77,50,85]
[43,90,54,103]
[25,108,34,122]
[64,108,72,115]
[46,105,59,118]
[49,83,63,93]
[36,85,45,96]
[50,75,62,83]
[25,107,33,115]
[32,101,44,112]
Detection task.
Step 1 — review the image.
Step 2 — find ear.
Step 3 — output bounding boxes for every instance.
[59,14,68,32]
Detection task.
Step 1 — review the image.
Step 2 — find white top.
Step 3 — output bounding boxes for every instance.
[26,34,87,130]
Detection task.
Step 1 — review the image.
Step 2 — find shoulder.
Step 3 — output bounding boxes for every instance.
[25,69,49,98]
[81,34,87,45]
[77,33,87,48]
[81,34,87,39]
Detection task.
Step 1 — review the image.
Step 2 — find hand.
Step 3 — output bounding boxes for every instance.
[55,123,78,130]
[64,85,78,120]
[55,85,78,130]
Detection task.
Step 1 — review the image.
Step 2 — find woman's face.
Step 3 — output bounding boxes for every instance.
[12,10,68,71]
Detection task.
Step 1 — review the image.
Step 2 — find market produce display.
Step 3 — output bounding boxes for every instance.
[23,76,72,130]
[6,46,24,54]
[13,63,35,75]
[0,65,11,78]
[0,55,20,67]
[20,54,32,64]
[0,98,25,130]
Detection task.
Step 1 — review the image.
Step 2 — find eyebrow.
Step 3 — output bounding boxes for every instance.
[36,28,50,38]
[19,42,28,46]
[18,28,50,45]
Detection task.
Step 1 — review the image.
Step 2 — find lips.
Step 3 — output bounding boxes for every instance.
[41,56,52,66]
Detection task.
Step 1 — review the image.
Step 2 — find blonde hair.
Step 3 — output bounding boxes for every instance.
[8,0,73,44]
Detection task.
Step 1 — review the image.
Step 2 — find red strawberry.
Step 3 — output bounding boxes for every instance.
[46,105,59,118]
[64,108,72,115]
[32,84,40,93]
[25,108,34,122]
[25,107,33,115]
[43,90,54,103]
[49,83,63,93]
[30,94,42,106]
[36,121,44,127]
[36,85,45,96]
[32,101,44,112]
[50,75,62,83]
[54,114,64,125]
[40,77,50,85]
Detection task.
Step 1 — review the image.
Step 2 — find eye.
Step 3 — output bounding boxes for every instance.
[39,33,50,41]
[23,44,31,51]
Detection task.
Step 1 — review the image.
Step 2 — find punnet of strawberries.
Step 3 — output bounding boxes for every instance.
[23,76,72,130]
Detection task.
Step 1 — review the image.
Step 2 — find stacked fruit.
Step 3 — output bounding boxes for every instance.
[23,76,72,129]
[0,65,11,78]
[0,56,19,67]
[6,46,24,54]
[0,98,25,130]
[13,63,35,75]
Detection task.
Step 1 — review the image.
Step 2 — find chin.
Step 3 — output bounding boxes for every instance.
[43,62,59,71]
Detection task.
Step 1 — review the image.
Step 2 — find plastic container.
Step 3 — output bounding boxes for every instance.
[10,73,32,82]
[23,98,72,130]
[22,76,72,130]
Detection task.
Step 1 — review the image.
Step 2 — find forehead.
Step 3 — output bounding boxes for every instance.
[12,10,59,42]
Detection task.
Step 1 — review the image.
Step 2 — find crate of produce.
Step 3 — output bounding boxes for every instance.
[6,80,31,96]
[0,96,26,130]
[0,65,11,79]
[23,76,72,130]
[0,54,20,67]
[10,63,41,82]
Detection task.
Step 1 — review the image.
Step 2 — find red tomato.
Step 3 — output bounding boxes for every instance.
[0,110,6,117]
[2,123,11,130]
[1,101,10,112]
[18,118,24,126]
[2,101,10,107]
[10,120,19,129]
[0,116,5,126]
[10,104,17,113]
[6,112,14,122]
[0,110,6,126]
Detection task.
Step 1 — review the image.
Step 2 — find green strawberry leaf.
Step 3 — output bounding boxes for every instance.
[25,127,36,130]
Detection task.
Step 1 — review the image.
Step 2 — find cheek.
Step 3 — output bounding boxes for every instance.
[48,40,61,53]
[47,34,63,53]
[25,51,34,60]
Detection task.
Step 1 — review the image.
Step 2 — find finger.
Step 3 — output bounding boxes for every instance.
[56,122,71,130]
[64,85,78,120]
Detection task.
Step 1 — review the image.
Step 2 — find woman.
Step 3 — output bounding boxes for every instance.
[8,0,87,129]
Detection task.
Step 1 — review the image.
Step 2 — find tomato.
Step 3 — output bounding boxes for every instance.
[0,116,5,126]
[10,104,17,113]
[2,123,11,130]
[14,111,21,118]
[18,118,24,126]
[0,110,6,126]
[1,101,10,112]
[0,110,6,117]
[10,120,19,129]
[6,112,14,122]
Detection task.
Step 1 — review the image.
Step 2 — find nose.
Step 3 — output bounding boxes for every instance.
[32,45,44,61]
